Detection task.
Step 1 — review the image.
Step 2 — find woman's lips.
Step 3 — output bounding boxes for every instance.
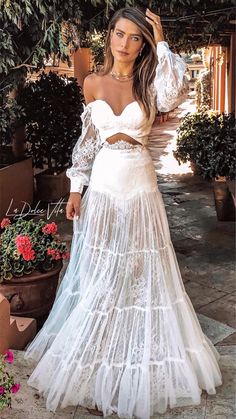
[117,51,129,56]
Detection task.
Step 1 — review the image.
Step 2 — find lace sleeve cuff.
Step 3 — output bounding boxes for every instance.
[154,41,189,112]
[69,177,84,194]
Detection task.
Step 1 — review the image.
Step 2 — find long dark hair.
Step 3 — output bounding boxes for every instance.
[102,7,158,123]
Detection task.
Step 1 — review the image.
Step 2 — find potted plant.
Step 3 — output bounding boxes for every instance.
[0,217,69,323]
[18,71,84,202]
[174,110,236,221]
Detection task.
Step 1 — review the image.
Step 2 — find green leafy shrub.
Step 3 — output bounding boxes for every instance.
[0,0,83,146]
[0,99,24,148]
[18,71,84,172]
[174,110,236,180]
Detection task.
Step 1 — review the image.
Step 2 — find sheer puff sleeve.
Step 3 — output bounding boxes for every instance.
[66,103,101,193]
[154,41,189,113]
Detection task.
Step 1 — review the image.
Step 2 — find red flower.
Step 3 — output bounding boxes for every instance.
[62,251,70,260]
[15,235,31,250]
[10,383,20,394]
[42,222,57,235]
[1,218,11,229]
[5,350,14,364]
[47,248,56,256]
[0,386,5,395]
[47,248,61,260]
[15,235,35,261]
[22,248,35,261]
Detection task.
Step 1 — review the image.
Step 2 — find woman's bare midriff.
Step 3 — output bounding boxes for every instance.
[105,133,141,145]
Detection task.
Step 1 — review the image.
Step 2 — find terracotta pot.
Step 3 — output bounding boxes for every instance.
[226,179,236,208]
[0,262,62,321]
[74,47,92,87]
[226,180,235,197]
[213,180,235,222]
[190,161,199,175]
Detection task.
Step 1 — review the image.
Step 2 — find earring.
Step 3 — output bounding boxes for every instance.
[139,50,142,56]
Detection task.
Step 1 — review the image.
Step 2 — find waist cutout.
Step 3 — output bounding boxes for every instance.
[103,139,145,150]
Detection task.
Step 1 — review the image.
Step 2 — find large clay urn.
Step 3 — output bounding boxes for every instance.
[0,262,62,327]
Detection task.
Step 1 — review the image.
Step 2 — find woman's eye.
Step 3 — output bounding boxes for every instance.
[115,32,140,42]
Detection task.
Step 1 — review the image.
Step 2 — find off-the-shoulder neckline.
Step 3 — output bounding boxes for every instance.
[84,99,140,117]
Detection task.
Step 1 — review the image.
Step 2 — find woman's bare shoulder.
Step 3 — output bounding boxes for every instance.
[83,72,105,103]
[84,72,105,87]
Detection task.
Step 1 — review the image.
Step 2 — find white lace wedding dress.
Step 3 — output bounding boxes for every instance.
[24,42,222,419]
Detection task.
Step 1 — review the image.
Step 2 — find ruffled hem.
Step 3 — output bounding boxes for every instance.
[27,339,222,417]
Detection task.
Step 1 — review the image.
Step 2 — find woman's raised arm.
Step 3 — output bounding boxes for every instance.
[154,41,189,112]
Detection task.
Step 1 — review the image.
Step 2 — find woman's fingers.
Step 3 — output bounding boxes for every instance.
[146,8,160,23]
[145,8,164,44]
[74,205,81,219]
[145,16,155,28]
[66,202,74,220]
[66,201,80,221]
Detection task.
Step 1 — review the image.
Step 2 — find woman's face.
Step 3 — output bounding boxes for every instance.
[110,17,144,64]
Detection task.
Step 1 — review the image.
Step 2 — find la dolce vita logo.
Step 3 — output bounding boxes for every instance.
[5,198,67,220]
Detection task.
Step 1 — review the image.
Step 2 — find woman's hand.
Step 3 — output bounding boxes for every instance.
[66,192,81,220]
[145,8,165,45]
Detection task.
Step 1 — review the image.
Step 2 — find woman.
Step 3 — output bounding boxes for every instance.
[25,7,222,419]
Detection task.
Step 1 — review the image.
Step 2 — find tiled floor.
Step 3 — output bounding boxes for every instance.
[2,98,235,418]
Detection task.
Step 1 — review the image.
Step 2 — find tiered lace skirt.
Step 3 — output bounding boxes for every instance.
[24,142,222,419]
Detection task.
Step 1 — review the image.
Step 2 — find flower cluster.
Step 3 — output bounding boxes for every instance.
[0,350,20,410]
[15,235,35,261]
[42,222,57,235]
[0,218,70,282]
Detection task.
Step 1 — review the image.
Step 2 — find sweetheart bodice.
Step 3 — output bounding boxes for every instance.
[92,99,140,117]
[89,99,155,146]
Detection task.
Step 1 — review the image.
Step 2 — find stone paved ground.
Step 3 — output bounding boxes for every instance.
[2,98,235,419]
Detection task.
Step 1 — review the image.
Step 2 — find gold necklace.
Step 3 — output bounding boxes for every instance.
[110,70,133,81]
